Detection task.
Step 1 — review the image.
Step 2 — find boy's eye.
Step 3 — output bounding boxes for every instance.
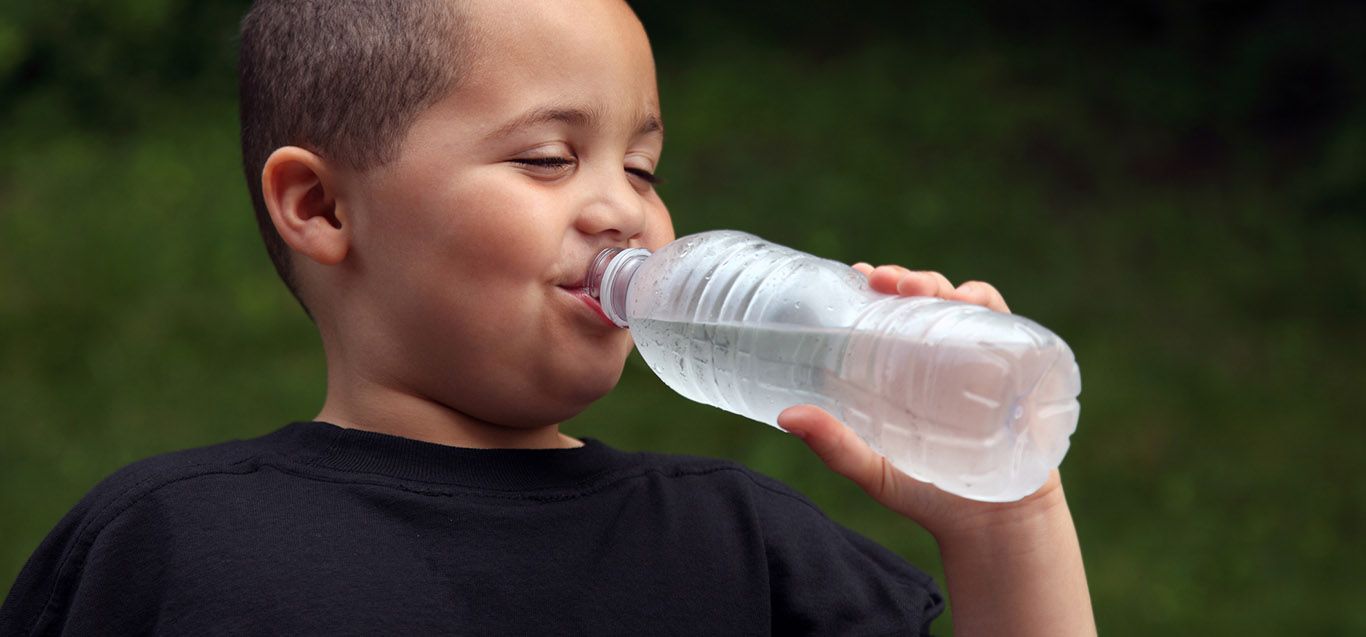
[514,157,663,187]
[626,167,662,186]
[513,157,575,170]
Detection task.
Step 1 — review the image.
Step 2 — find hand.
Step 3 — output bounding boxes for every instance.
[776,264,1062,537]
[854,263,1012,314]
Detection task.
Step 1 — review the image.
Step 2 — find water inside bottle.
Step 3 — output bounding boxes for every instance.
[632,318,850,426]
[630,317,1080,500]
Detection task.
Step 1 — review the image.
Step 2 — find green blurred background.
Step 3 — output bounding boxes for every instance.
[2,1,1363,633]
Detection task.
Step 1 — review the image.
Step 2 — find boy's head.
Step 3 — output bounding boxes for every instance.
[238,0,673,430]
[239,0,470,314]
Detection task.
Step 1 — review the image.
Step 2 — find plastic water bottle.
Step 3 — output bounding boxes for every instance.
[585,230,1080,502]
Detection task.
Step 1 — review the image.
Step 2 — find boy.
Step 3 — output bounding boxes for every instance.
[2,0,1094,634]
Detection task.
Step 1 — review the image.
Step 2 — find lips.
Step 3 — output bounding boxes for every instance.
[554,247,628,328]
[559,286,619,328]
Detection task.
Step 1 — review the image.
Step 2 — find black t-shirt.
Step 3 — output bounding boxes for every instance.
[2,422,943,635]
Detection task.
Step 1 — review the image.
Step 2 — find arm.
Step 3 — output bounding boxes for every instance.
[777,264,1096,636]
[934,471,1093,635]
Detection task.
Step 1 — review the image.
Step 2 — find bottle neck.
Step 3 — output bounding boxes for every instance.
[586,247,651,328]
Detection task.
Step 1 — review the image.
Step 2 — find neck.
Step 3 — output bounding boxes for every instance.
[315,365,583,451]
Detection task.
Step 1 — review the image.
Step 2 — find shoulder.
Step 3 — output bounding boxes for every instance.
[76,431,290,521]
[33,428,307,559]
[603,445,854,537]
[0,427,305,635]
[613,447,822,507]
[620,447,944,632]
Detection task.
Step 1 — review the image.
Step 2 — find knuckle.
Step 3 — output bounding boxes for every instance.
[928,271,954,289]
[879,457,899,501]
[962,280,1000,299]
[959,281,987,296]
[873,456,891,499]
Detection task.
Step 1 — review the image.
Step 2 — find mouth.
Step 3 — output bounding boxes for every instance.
[554,247,629,329]
[557,284,619,329]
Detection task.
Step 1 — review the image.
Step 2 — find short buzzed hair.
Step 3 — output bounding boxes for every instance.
[238,0,473,316]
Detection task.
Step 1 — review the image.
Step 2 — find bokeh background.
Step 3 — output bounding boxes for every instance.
[2,1,1363,633]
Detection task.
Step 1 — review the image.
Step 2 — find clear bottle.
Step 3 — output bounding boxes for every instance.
[586,230,1080,502]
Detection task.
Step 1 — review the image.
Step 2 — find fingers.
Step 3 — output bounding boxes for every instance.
[852,263,1011,313]
[857,263,955,298]
[863,265,908,294]
[895,269,954,298]
[777,404,897,502]
[950,280,1011,313]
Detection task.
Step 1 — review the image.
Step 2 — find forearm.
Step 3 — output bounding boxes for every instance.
[934,479,1096,636]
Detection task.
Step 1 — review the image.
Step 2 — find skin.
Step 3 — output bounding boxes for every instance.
[260,0,1095,632]
[262,0,671,449]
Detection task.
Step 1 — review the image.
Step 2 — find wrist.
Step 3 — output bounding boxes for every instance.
[928,470,1070,547]
[930,472,1096,636]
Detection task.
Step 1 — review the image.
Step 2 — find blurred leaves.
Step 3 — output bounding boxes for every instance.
[2,1,1364,634]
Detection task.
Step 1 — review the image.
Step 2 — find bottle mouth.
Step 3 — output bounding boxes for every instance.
[585,246,651,328]
[585,247,625,300]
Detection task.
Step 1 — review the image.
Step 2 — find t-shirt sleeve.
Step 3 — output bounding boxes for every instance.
[1,471,178,636]
[749,474,945,636]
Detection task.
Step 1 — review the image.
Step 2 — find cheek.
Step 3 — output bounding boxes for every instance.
[358,173,562,346]
[439,180,563,281]
[644,201,676,250]
[368,177,557,294]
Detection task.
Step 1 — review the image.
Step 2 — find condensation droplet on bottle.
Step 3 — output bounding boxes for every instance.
[1013,405,1024,420]
[794,302,802,309]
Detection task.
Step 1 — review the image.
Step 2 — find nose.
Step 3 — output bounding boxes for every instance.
[573,163,647,242]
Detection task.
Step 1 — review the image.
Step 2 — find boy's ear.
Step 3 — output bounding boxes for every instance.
[261,146,350,266]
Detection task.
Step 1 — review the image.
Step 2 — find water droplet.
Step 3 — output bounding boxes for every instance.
[825,305,834,312]
[794,302,802,309]
[1013,405,1024,420]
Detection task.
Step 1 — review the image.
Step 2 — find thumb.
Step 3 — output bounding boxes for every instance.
[778,404,892,501]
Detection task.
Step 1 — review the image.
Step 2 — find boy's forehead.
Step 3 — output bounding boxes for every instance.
[463,0,652,71]
[439,0,661,141]
[463,0,646,47]
[480,103,663,144]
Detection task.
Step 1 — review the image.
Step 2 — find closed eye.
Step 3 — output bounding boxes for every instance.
[514,158,664,187]
[513,157,575,169]
[627,167,663,186]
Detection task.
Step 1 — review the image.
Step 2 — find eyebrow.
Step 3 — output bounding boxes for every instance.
[482,104,664,143]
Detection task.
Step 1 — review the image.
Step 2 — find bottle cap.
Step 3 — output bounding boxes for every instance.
[587,247,651,328]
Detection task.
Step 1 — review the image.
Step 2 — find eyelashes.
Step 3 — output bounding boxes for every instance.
[513,157,663,186]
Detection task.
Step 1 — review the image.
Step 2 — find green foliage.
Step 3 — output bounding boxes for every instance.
[2,1,1363,633]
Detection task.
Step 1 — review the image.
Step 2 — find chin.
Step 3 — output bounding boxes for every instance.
[492,363,626,428]
[506,388,614,428]
[567,362,627,406]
